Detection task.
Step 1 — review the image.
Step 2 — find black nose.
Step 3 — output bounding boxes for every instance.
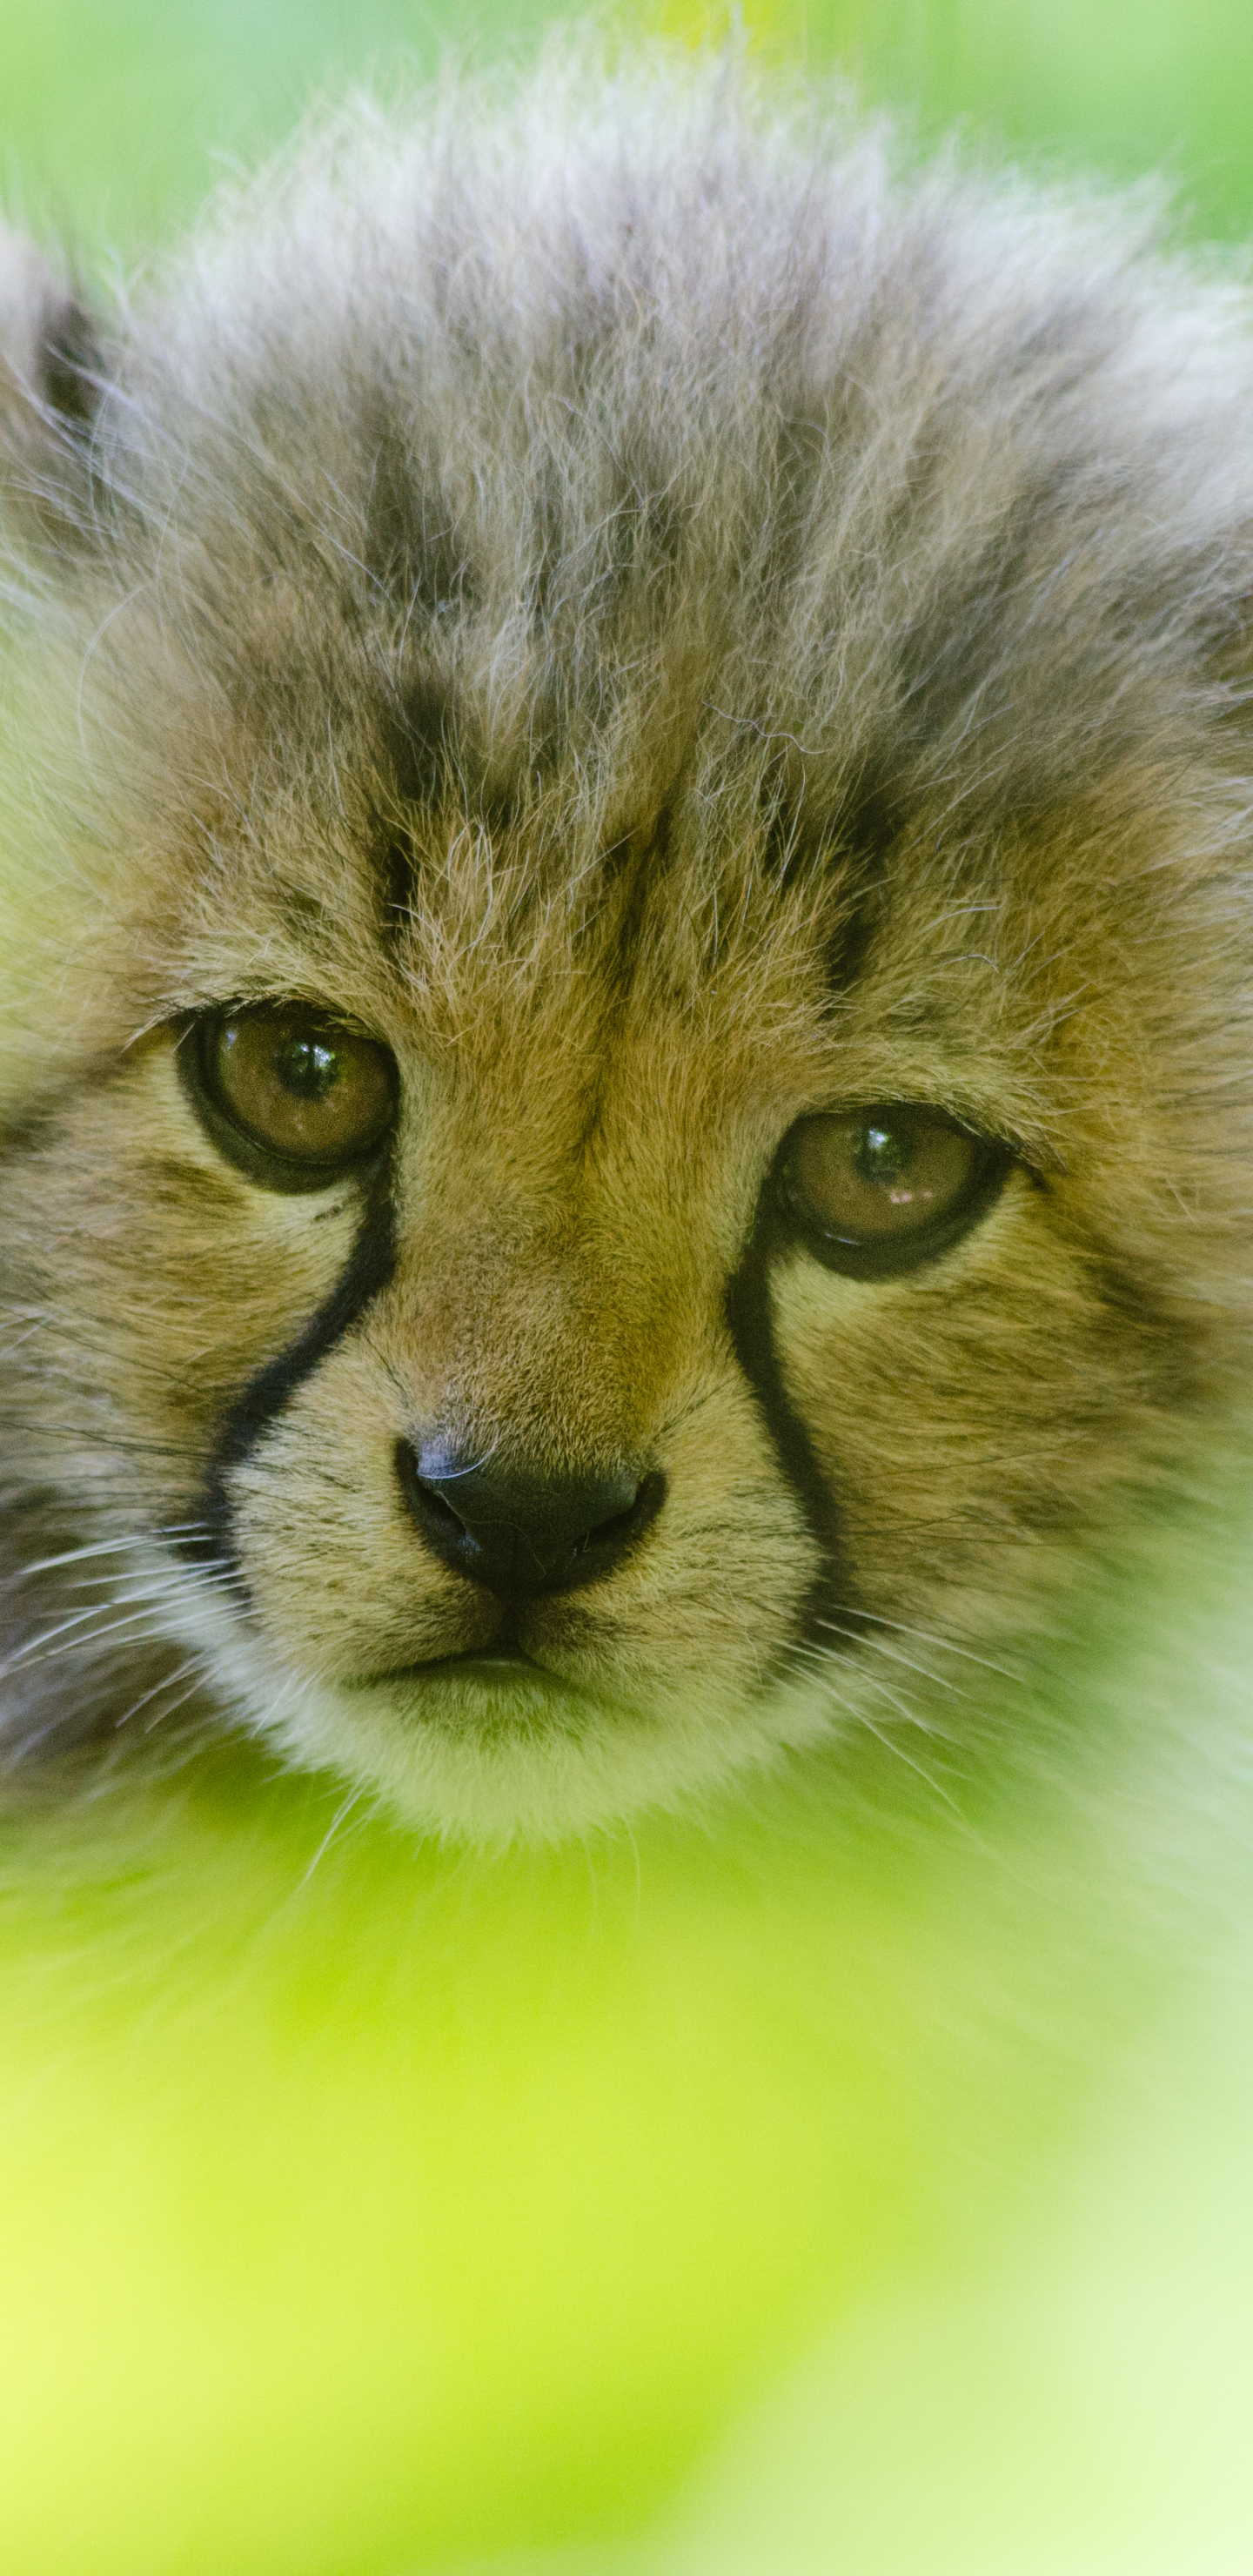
[397,1439,666,1603]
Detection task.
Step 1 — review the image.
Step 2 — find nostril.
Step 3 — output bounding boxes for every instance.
[395,1441,473,1553]
[576,1469,667,1558]
[416,1479,467,1538]
[395,1440,666,1600]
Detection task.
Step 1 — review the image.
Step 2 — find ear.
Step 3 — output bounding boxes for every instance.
[0,222,101,441]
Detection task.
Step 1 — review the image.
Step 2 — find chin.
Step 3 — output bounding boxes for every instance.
[192,1636,830,1848]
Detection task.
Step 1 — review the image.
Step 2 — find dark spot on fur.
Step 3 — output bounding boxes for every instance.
[389,674,456,810]
[379,675,538,926]
[823,778,904,990]
[360,416,475,619]
[758,757,900,990]
[836,769,903,873]
[828,876,888,996]
[37,294,101,432]
[763,758,901,886]
[593,803,673,993]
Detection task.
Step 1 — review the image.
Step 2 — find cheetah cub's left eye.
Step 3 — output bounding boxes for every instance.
[185,1004,397,1190]
[776,1107,1009,1278]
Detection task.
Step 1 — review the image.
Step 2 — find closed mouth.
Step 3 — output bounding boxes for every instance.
[425,1647,542,1679]
[350,1641,564,1689]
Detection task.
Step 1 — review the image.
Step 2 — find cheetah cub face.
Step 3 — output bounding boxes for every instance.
[2,63,1252,1841]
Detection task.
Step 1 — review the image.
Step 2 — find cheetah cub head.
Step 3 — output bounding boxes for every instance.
[2,61,1252,1841]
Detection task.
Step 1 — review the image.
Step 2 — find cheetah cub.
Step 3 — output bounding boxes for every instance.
[2,56,1251,1841]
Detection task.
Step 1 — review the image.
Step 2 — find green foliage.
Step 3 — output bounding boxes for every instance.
[1,0,1251,252]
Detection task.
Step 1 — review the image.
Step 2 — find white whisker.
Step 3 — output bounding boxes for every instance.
[5,1526,213,1584]
[2,1600,203,1674]
[828,1693,965,1814]
[843,1607,1021,1683]
[111,1657,205,1732]
[295,1785,369,1890]
[813,1614,968,1698]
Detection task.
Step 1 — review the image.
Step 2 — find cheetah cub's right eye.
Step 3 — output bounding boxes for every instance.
[775,1107,1011,1279]
[184,1004,398,1192]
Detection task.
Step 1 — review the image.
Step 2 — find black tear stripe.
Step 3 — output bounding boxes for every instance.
[725,1216,866,1663]
[195,1187,397,1574]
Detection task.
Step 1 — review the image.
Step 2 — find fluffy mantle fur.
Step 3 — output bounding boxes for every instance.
[1,48,1252,1841]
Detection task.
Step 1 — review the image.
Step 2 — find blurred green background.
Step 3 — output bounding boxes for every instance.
[3,7,1253,2574]
[3,0,1253,254]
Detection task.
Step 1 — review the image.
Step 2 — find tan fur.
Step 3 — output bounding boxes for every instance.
[2,45,1252,1841]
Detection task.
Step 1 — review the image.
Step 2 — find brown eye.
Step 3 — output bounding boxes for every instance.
[776,1106,1007,1278]
[187,1004,397,1190]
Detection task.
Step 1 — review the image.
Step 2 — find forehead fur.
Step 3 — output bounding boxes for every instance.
[5,53,1253,1044]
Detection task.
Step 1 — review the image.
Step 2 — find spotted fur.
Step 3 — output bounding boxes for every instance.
[1,48,1251,1841]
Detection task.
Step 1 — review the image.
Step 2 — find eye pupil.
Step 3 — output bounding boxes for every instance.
[854,1123,903,1184]
[276,1036,339,1102]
